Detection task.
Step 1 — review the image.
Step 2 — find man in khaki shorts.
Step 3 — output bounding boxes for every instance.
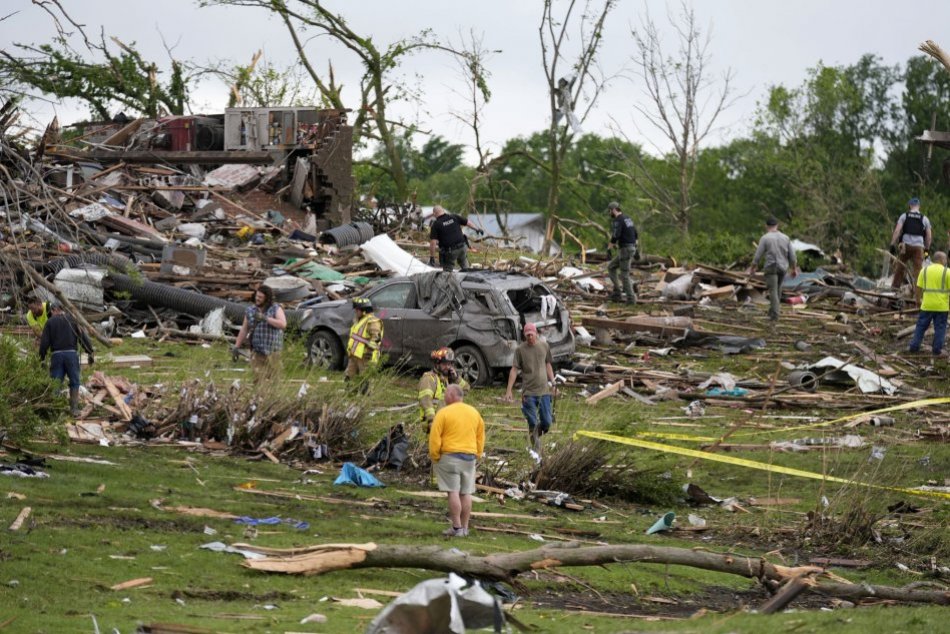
[428,384,485,537]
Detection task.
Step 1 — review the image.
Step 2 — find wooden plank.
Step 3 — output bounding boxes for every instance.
[110,577,153,591]
[102,376,133,421]
[583,315,692,338]
[586,380,624,405]
[8,507,31,531]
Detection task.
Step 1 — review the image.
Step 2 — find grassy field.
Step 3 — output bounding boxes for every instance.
[1,295,948,633]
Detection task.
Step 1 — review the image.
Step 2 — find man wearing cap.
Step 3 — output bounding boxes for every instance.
[907,251,950,358]
[503,322,556,452]
[890,198,932,289]
[606,201,639,304]
[428,205,484,272]
[39,301,95,416]
[747,217,799,322]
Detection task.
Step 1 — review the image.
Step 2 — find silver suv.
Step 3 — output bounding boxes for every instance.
[299,270,575,385]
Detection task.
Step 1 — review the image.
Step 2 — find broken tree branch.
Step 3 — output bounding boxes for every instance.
[237,541,949,606]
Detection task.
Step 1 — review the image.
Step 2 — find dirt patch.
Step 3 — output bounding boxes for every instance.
[51,514,199,533]
[172,589,297,602]
[528,585,838,617]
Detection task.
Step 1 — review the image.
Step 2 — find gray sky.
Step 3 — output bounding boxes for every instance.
[3,0,949,158]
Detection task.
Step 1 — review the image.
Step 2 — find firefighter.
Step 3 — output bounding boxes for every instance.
[345,297,383,388]
[418,347,470,430]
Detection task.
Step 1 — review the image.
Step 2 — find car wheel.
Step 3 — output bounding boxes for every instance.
[307,329,344,370]
[454,344,490,387]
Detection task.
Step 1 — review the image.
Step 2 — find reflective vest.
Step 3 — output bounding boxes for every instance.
[418,370,471,423]
[26,302,49,335]
[347,314,383,362]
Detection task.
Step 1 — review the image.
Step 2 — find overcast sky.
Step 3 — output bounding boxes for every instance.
[3,0,949,159]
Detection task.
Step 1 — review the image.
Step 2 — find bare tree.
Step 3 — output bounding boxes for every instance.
[206,0,472,202]
[623,2,737,236]
[538,0,616,250]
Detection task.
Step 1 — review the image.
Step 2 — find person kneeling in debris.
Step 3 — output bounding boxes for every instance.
[234,285,286,380]
[907,251,950,358]
[39,301,94,416]
[345,297,383,389]
[429,384,485,537]
[418,347,470,431]
[503,322,556,454]
[25,296,51,341]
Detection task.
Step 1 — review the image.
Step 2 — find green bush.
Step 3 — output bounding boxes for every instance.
[0,336,68,444]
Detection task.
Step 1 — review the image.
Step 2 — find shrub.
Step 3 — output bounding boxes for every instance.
[0,336,68,444]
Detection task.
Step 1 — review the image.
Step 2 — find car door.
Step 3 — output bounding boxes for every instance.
[367,281,415,363]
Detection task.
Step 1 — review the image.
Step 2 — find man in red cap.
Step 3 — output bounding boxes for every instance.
[503,322,556,452]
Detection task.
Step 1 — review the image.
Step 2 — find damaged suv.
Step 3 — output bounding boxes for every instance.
[299,270,574,385]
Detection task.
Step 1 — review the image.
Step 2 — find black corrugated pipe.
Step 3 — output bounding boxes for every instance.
[319,221,374,247]
[110,273,248,322]
[46,253,305,325]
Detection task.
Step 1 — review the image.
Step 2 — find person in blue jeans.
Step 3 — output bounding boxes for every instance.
[503,322,556,454]
[39,301,95,416]
[908,251,950,357]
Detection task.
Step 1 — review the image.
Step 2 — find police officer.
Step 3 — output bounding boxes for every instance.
[606,201,639,304]
[418,347,470,430]
[428,205,484,272]
[346,297,384,388]
[890,197,932,289]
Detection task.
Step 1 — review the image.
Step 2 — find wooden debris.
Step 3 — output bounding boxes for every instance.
[8,507,31,531]
[586,380,624,405]
[110,577,153,591]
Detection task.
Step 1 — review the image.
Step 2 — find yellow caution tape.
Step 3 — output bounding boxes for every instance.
[575,430,950,501]
[634,397,950,443]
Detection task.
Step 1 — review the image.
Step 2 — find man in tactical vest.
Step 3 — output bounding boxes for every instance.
[890,197,932,289]
[428,205,484,272]
[606,201,639,304]
[345,297,384,387]
[418,347,470,431]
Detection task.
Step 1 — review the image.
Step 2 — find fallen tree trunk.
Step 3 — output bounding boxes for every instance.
[237,541,950,606]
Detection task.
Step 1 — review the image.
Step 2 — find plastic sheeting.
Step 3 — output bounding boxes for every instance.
[366,573,504,634]
[810,356,898,395]
[333,462,384,487]
[361,234,438,276]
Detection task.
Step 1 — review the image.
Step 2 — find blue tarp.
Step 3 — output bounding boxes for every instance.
[334,462,385,487]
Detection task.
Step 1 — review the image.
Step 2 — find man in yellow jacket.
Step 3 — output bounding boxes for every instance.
[908,251,950,357]
[345,297,383,387]
[429,384,485,537]
[25,297,50,340]
[418,347,470,431]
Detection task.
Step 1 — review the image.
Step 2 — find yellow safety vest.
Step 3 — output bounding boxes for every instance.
[418,371,470,423]
[26,302,49,335]
[347,314,383,362]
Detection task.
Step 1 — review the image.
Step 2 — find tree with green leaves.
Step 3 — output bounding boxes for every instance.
[0,33,189,120]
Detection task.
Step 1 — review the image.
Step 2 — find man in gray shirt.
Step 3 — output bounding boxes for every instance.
[747,217,799,322]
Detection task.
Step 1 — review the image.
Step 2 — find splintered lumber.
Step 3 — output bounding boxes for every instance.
[110,577,153,591]
[759,576,812,614]
[103,376,133,421]
[239,541,950,606]
[586,380,624,405]
[8,507,31,531]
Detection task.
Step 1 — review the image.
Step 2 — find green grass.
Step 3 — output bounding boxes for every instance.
[1,297,948,632]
